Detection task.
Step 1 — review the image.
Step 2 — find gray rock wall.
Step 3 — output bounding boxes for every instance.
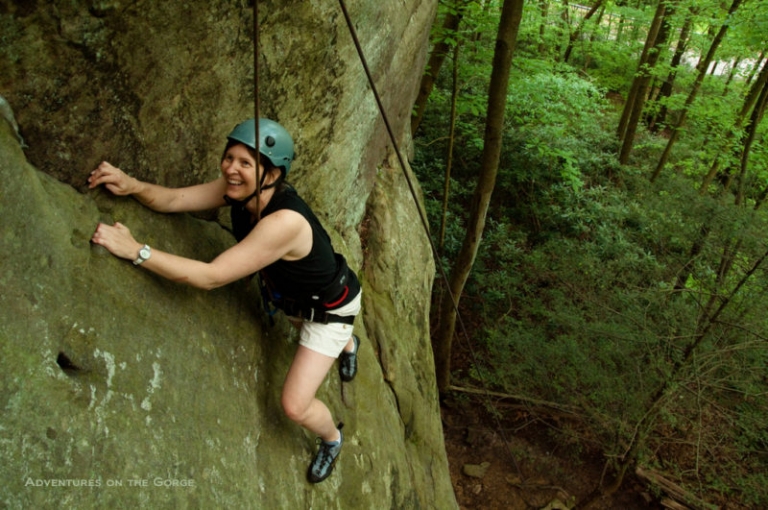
[0,0,455,508]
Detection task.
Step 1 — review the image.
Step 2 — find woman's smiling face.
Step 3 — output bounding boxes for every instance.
[221,143,261,200]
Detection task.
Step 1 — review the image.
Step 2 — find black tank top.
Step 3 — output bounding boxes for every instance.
[230,186,358,306]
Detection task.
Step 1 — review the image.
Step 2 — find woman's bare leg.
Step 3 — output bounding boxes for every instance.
[281,345,340,442]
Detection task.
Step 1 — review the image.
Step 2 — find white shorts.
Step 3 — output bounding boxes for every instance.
[296,291,362,358]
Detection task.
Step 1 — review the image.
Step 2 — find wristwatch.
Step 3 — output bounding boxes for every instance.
[133,244,152,266]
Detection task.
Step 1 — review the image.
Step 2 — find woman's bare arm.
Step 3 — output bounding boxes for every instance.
[88,161,227,213]
[91,210,312,290]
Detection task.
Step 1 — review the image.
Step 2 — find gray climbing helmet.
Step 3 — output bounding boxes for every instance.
[227,118,294,174]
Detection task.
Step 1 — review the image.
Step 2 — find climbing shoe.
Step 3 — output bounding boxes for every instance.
[307,423,344,484]
[339,335,359,382]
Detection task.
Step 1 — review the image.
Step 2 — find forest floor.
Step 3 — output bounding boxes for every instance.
[441,340,661,510]
[441,398,660,510]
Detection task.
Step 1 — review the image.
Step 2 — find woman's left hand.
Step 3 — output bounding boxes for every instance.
[92,222,143,261]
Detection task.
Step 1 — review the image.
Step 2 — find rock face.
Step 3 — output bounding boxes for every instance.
[0,1,456,508]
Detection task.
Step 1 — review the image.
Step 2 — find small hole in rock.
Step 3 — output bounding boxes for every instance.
[56,352,81,372]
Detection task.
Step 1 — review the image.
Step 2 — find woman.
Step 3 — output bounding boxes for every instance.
[89,118,361,484]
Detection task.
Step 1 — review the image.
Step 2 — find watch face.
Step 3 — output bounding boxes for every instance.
[140,247,151,259]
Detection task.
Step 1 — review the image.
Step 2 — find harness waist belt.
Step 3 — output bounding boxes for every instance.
[286,301,356,325]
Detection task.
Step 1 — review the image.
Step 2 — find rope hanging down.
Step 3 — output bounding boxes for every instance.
[253,0,261,221]
[249,0,524,482]
[335,0,523,480]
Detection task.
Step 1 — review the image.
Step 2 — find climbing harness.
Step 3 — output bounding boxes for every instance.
[260,254,358,325]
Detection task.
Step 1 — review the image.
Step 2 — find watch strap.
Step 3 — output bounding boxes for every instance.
[133,244,151,266]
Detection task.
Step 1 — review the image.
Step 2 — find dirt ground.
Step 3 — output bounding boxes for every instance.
[441,394,661,510]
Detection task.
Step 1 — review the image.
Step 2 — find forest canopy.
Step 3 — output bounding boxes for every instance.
[413,0,768,507]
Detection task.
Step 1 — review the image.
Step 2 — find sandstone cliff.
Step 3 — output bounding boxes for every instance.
[0,1,455,508]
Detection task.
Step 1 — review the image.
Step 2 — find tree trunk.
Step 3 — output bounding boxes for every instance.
[650,0,744,182]
[439,43,461,253]
[411,1,468,135]
[649,9,694,131]
[734,75,768,205]
[538,0,549,56]
[579,246,768,508]
[617,0,666,142]
[699,56,768,194]
[673,225,711,292]
[744,51,766,87]
[618,0,673,164]
[555,0,571,61]
[582,4,607,70]
[613,0,629,44]
[673,57,767,294]
[722,56,742,95]
[433,0,524,393]
[715,87,768,299]
[562,0,605,63]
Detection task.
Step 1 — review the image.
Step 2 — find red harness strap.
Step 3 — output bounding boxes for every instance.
[324,286,349,309]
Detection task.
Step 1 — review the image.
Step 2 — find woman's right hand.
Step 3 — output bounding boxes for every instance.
[88,161,139,196]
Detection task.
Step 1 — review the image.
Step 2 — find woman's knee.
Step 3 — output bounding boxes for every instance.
[281,393,309,423]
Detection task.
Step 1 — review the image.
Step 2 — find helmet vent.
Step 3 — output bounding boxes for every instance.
[265,135,276,147]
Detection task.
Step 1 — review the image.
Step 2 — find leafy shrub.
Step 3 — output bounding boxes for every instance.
[412,7,768,504]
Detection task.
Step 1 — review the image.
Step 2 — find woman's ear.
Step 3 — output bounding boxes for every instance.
[266,167,283,186]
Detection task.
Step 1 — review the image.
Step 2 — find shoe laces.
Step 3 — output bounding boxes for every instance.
[314,440,338,469]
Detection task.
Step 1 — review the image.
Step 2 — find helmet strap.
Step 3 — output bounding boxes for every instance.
[222,168,281,208]
[223,189,259,209]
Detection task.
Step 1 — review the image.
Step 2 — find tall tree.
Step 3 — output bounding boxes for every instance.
[581,3,607,70]
[618,0,674,164]
[615,1,627,44]
[439,43,461,252]
[537,0,549,56]
[744,51,766,86]
[412,0,469,135]
[554,0,571,61]
[648,8,695,131]
[650,0,745,182]
[616,0,667,143]
[562,0,606,63]
[721,56,743,95]
[717,80,768,291]
[699,56,768,193]
[433,0,525,393]
[733,75,768,205]
[675,56,768,294]
[604,246,768,505]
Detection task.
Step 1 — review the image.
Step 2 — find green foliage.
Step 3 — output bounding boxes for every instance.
[414,0,768,505]
[580,36,640,94]
[747,141,768,197]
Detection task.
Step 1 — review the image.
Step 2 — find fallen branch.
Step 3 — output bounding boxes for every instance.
[660,497,692,510]
[447,384,581,414]
[635,466,719,510]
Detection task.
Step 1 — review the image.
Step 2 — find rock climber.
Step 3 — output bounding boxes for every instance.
[88,118,361,483]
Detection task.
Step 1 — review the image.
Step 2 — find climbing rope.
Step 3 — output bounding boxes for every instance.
[335,0,524,481]
[253,0,261,221]
[249,0,524,482]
